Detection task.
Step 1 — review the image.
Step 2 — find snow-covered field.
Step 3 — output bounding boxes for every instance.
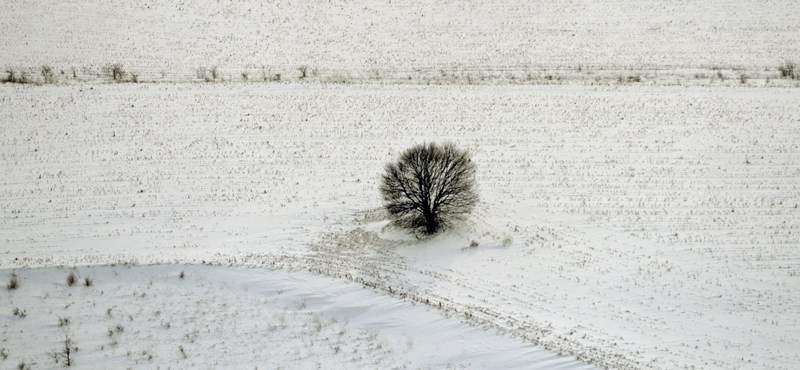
[2,265,592,369]
[1,83,798,368]
[2,0,800,368]
[2,0,800,85]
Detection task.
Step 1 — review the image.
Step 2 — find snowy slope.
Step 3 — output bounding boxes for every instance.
[0,265,593,369]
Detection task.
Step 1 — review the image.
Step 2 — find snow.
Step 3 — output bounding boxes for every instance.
[1,265,592,369]
[2,0,800,368]
[1,82,798,368]
[2,0,799,85]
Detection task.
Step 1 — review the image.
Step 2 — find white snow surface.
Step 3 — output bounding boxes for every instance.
[1,265,592,369]
[1,0,799,84]
[1,83,799,369]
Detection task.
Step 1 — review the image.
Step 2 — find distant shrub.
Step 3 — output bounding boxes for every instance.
[66,271,78,287]
[12,307,26,318]
[196,66,220,82]
[739,73,747,84]
[3,69,31,84]
[298,65,308,79]
[41,65,55,84]
[108,64,126,81]
[778,61,796,79]
[108,323,124,336]
[51,336,78,367]
[83,277,93,287]
[195,67,208,81]
[7,272,19,290]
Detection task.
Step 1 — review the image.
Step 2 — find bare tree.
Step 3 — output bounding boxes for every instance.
[52,335,77,367]
[380,142,478,235]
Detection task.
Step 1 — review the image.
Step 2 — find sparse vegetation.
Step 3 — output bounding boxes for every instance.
[41,65,55,84]
[0,347,8,360]
[108,324,125,336]
[51,336,78,367]
[12,307,27,318]
[108,64,126,81]
[83,277,93,287]
[179,271,185,279]
[66,271,78,287]
[778,61,796,79]
[739,73,747,84]
[298,65,308,79]
[196,66,220,82]
[7,272,19,290]
[58,317,71,327]
[380,142,479,235]
[3,69,31,84]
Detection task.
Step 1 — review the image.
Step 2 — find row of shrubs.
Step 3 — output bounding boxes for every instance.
[1,64,135,85]
[2,62,798,85]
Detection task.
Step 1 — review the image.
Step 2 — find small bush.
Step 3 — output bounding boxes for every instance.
[0,347,8,360]
[41,65,55,84]
[12,307,27,318]
[108,324,124,336]
[83,277,93,287]
[66,271,78,287]
[179,271,185,279]
[298,66,308,79]
[58,317,71,327]
[7,272,19,290]
[51,336,78,367]
[3,69,31,84]
[739,73,747,84]
[195,67,208,81]
[109,64,126,81]
[778,61,796,79]
[196,66,220,82]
